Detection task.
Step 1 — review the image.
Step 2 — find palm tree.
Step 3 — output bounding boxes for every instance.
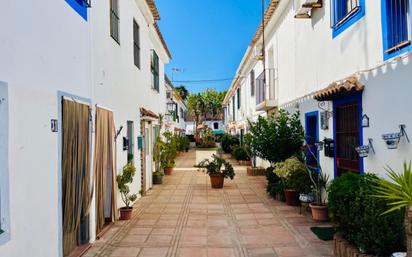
[373,161,412,256]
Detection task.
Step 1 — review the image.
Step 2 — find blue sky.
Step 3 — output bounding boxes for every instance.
[156,0,270,93]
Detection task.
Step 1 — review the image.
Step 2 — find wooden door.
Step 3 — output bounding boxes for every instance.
[335,101,360,176]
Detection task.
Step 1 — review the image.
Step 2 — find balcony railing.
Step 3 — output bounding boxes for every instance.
[256,68,278,111]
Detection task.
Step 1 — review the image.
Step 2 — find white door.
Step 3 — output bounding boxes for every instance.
[144,124,153,190]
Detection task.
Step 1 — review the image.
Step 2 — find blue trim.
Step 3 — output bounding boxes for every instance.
[65,0,88,21]
[305,111,320,172]
[381,0,412,60]
[332,93,364,178]
[332,0,365,38]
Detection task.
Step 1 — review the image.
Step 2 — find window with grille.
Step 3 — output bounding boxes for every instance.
[133,20,140,68]
[331,0,365,37]
[384,0,411,53]
[250,70,255,96]
[232,96,236,120]
[214,122,219,130]
[110,0,120,43]
[151,50,160,92]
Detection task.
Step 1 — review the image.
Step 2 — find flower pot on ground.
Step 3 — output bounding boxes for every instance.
[309,203,329,221]
[195,154,235,189]
[284,189,300,206]
[117,163,138,220]
[164,167,173,175]
[153,171,164,184]
[274,157,312,206]
[247,167,266,176]
[232,146,251,166]
[119,207,133,220]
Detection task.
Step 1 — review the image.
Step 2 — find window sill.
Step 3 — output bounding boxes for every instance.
[385,40,411,54]
[110,35,120,45]
[332,5,365,38]
[333,6,360,29]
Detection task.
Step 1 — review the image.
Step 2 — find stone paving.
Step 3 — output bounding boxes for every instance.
[84,150,333,257]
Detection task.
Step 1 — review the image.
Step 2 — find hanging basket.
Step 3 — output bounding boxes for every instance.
[355,145,370,158]
[382,133,401,149]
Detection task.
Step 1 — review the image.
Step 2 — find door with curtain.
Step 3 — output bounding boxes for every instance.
[61,99,92,256]
[144,123,153,191]
[93,107,117,236]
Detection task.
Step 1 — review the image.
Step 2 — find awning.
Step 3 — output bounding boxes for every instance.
[314,76,364,101]
[140,107,159,119]
[212,130,224,135]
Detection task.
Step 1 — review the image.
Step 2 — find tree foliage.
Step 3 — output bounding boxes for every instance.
[247,109,304,164]
[175,85,189,100]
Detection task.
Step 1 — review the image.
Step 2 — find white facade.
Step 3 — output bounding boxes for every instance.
[164,78,187,134]
[0,0,170,256]
[224,0,412,179]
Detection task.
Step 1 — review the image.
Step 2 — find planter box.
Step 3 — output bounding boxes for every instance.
[247,167,266,176]
[239,160,252,166]
[334,234,376,257]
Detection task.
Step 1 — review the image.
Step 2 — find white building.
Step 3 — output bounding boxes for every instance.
[164,76,188,135]
[0,0,170,256]
[224,0,412,179]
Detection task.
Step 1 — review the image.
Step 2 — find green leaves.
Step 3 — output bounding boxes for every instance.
[195,154,235,180]
[247,109,304,164]
[373,161,412,214]
[117,163,137,207]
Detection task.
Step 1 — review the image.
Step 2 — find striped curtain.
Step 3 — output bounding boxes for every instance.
[62,99,92,256]
[94,107,118,235]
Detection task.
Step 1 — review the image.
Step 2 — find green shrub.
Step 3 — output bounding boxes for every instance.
[232,146,250,161]
[328,173,405,256]
[273,156,311,193]
[221,134,239,153]
[266,167,285,200]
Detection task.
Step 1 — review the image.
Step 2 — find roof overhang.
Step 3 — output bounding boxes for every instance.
[314,75,364,101]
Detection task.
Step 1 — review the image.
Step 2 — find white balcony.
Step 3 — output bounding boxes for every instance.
[256,68,278,111]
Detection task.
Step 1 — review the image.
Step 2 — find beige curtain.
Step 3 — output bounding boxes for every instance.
[62,99,92,257]
[94,107,118,235]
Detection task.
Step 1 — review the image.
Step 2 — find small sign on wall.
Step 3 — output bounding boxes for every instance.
[362,114,370,128]
[51,119,58,132]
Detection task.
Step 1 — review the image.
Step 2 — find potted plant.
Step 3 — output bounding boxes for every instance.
[161,132,177,175]
[304,144,330,221]
[196,154,235,189]
[153,136,164,184]
[274,156,309,206]
[116,163,138,220]
[373,161,412,257]
[232,146,251,166]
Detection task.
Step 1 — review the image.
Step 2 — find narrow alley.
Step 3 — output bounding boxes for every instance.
[84,150,333,257]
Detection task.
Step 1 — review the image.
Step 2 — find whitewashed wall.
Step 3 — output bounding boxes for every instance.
[0,1,92,257]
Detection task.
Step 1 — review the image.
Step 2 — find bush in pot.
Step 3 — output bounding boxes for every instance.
[153,136,164,184]
[117,163,138,220]
[221,134,239,154]
[195,154,235,189]
[232,146,251,166]
[328,172,405,256]
[161,132,178,175]
[266,167,285,201]
[274,156,310,206]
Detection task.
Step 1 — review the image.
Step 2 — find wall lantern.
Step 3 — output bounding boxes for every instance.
[382,124,410,149]
[166,101,177,115]
[362,114,370,128]
[314,141,324,151]
[318,102,332,130]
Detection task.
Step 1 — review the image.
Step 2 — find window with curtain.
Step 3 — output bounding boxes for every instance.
[250,70,255,96]
[110,0,120,43]
[133,19,140,68]
[151,50,160,92]
[384,0,411,53]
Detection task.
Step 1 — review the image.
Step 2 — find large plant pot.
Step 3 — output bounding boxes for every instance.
[309,203,329,221]
[247,167,266,176]
[284,190,300,206]
[164,167,173,175]
[119,207,133,220]
[153,175,163,185]
[210,174,224,189]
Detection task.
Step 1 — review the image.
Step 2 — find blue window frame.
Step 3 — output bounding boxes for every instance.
[65,0,88,21]
[332,0,365,38]
[382,0,412,60]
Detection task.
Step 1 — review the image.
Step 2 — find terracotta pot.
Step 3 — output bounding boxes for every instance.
[119,207,133,220]
[210,174,224,189]
[164,167,173,175]
[309,203,329,221]
[284,190,300,206]
[247,167,266,176]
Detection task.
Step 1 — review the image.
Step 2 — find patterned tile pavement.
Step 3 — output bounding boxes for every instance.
[84,151,333,257]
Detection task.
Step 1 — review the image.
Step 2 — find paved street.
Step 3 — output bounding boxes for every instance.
[85,150,333,257]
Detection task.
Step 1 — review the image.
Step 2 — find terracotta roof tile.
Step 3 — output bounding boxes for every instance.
[250,0,281,46]
[140,107,159,119]
[314,75,365,101]
[154,22,172,59]
[145,0,160,20]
